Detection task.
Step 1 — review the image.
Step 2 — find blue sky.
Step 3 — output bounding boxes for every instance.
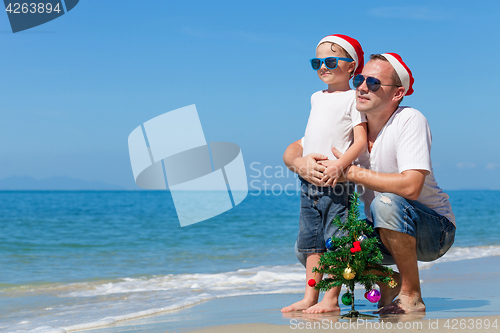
[1,0,499,190]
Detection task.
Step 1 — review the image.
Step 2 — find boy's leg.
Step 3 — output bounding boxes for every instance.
[302,283,341,313]
[281,253,323,312]
[282,179,322,312]
[283,180,348,313]
[303,182,352,313]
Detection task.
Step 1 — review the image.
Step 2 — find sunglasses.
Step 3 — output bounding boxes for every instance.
[310,57,353,70]
[353,74,401,92]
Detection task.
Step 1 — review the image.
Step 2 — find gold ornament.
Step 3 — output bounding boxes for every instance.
[388,278,397,288]
[343,265,356,280]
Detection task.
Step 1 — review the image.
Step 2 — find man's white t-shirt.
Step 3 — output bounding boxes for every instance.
[302,90,365,160]
[360,106,455,225]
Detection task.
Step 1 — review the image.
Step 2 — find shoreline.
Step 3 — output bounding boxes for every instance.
[81,256,500,333]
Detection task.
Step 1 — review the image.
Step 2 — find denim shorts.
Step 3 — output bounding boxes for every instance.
[368,193,456,265]
[296,178,355,254]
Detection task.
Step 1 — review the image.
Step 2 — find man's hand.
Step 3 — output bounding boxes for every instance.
[282,139,328,186]
[292,153,327,186]
[319,148,350,187]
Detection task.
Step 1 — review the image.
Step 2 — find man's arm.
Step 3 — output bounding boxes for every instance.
[283,139,327,186]
[330,147,428,200]
[347,165,427,201]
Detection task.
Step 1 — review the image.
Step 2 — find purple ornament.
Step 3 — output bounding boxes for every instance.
[366,289,381,303]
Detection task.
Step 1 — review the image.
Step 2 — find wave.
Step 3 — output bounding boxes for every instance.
[418,245,500,269]
[6,245,500,333]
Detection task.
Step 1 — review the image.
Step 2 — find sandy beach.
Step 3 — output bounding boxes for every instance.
[6,191,499,333]
[82,255,500,333]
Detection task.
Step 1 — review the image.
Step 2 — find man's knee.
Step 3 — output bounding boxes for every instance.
[371,193,401,218]
[370,193,410,233]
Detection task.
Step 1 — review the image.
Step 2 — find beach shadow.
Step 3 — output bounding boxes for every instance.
[282,309,426,324]
[356,297,490,314]
[282,310,341,323]
[281,297,490,325]
[373,298,490,322]
[424,297,490,312]
[377,312,426,323]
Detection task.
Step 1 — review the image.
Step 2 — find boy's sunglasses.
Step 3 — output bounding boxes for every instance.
[353,74,401,92]
[310,57,353,70]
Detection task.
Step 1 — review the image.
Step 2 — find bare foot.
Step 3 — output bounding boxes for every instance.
[375,294,426,314]
[281,299,317,313]
[378,271,401,309]
[302,298,340,314]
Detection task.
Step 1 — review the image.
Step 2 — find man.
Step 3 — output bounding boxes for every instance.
[283,53,455,314]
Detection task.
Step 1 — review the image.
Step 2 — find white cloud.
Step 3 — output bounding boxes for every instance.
[456,162,477,169]
[486,163,500,170]
[367,6,453,20]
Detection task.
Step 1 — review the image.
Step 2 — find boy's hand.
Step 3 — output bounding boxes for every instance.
[318,159,344,187]
[318,148,350,187]
[292,153,327,186]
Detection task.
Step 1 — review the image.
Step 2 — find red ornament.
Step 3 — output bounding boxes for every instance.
[364,291,369,299]
[308,279,316,287]
[350,241,361,253]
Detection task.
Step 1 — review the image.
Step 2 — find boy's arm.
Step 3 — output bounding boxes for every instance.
[319,122,367,185]
[337,122,367,168]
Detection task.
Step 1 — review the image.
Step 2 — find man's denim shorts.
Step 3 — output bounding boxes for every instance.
[368,192,456,265]
[296,178,355,254]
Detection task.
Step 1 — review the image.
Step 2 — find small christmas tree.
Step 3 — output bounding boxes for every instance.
[313,193,397,318]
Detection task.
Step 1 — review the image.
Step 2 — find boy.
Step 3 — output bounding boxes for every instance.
[282,35,367,313]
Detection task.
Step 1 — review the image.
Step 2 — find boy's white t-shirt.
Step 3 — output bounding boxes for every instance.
[302,90,365,160]
[359,106,456,225]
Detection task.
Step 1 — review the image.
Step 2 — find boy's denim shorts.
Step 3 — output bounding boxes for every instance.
[296,178,355,254]
[368,192,456,265]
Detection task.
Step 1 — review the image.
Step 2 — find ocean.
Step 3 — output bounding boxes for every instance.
[1,190,499,332]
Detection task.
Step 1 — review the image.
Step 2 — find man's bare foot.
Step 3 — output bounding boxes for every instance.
[378,271,401,309]
[281,299,317,313]
[375,294,426,314]
[302,298,340,314]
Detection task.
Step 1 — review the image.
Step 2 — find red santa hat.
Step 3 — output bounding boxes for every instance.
[316,34,364,76]
[381,53,414,96]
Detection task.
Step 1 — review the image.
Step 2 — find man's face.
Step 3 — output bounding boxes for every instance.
[355,60,400,114]
[315,43,354,85]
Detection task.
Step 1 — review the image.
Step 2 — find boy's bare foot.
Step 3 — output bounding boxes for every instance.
[375,294,426,314]
[377,271,401,309]
[281,299,318,313]
[302,298,340,314]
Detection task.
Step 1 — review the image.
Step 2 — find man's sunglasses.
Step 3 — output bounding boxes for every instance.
[353,74,401,92]
[310,57,353,70]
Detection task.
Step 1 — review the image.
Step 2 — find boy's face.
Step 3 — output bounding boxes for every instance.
[315,43,355,85]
